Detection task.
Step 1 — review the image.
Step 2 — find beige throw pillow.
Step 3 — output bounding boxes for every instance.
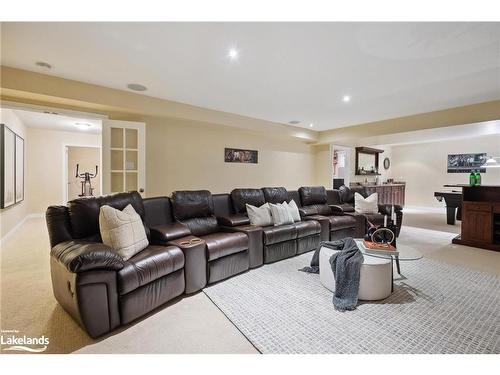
[99,204,149,260]
[286,199,301,222]
[246,203,273,227]
[269,203,294,226]
[354,192,379,214]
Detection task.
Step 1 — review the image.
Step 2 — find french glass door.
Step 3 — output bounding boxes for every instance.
[102,120,146,197]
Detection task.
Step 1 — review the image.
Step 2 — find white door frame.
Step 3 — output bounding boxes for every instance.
[102,119,146,197]
[63,144,103,203]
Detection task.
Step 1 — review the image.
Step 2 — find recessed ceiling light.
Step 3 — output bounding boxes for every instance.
[35,61,52,69]
[342,95,351,102]
[309,123,314,128]
[228,48,239,60]
[75,122,91,130]
[127,83,148,92]
[288,120,301,125]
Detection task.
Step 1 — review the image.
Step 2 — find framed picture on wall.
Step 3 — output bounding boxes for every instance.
[447,153,487,173]
[15,134,24,203]
[224,148,258,163]
[1,124,16,208]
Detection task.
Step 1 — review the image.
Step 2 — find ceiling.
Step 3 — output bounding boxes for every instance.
[2,22,499,131]
[13,109,102,134]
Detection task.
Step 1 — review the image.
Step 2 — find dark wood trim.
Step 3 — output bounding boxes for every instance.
[452,235,500,252]
[355,146,384,154]
[355,146,383,176]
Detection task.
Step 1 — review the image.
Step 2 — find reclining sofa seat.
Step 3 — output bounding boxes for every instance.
[298,186,358,241]
[142,196,207,293]
[212,193,264,268]
[334,185,403,237]
[229,187,321,263]
[46,191,186,338]
[171,190,250,284]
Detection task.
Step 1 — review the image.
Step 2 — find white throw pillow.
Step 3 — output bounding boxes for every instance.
[354,192,379,214]
[99,204,149,260]
[246,203,273,227]
[269,203,294,226]
[286,199,301,222]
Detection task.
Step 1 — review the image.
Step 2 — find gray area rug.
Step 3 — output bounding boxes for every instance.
[204,253,499,354]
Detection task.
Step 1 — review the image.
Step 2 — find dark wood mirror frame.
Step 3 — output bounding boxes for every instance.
[355,146,384,175]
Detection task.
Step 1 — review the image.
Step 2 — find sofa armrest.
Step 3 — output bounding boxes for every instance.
[217,214,250,227]
[51,240,125,273]
[299,206,318,217]
[302,215,330,242]
[220,224,263,268]
[329,205,345,214]
[150,222,191,244]
[167,236,207,293]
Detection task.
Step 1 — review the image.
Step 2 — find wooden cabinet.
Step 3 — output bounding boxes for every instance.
[462,203,492,243]
[364,184,405,207]
[453,186,500,251]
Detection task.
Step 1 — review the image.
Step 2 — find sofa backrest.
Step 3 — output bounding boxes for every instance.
[230,188,266,214]
[67,191,144,240]
[299,186,327,206]
[213,193,233,217]
[143,196,174,227]
[262,187,289,204]
[171,190,218,236]
[326,190,341,205]
[338,185,367,203]
[298,186,331,216]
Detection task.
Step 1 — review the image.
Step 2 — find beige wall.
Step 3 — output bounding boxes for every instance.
[0,109,28,239]
[318,100,500,146]
[27,128,100,213]
[313,144,393,188]
[145,116,315,195]
[391,135,500,208]
[67,146,101,200]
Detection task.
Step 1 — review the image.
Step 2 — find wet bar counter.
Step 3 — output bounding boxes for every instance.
[359,184,405,207]
[452,185,500,251]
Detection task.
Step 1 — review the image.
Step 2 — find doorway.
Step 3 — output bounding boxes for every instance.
[66,146,101,201]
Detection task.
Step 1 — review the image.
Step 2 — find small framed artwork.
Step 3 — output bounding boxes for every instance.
[15,134,24,203]
[447,153,487,173]
[1,124,16,208]
[224,148,258,164]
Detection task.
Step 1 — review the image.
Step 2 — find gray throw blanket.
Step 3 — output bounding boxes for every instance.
[299,237,364,311]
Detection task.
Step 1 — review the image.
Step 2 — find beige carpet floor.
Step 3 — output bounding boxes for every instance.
[1,212,498,354]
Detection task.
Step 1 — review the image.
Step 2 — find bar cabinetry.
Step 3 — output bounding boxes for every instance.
[364,184,405,207]
[452,186,500,251]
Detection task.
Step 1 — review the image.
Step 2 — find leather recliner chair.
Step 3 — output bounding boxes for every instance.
[228,188,321,263]
[332,185,403,237]
[142,196,207,293]
[298,186,358,241]
[171,190,250,284]
[46,192,187,338]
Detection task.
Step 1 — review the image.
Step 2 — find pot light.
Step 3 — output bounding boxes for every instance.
[342,95,351,102]
[75,122,92,130]
[309,123,314,128]
[127,83,148,92]
[228,48,239,60]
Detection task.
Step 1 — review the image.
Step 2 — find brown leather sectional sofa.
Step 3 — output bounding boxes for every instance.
[46,185,403,338]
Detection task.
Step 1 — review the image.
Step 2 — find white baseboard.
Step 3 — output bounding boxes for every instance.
[403,205,445,214]
[0,213,44,247]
